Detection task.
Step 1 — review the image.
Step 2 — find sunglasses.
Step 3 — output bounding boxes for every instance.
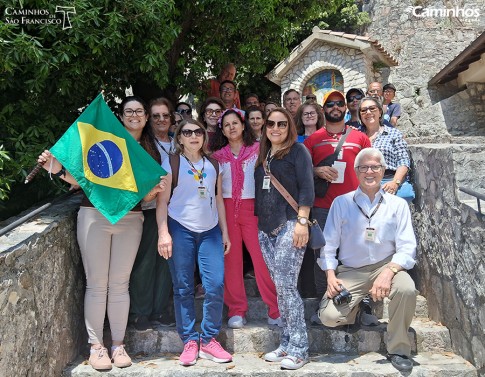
[266,120,288,129]
[205,109,223,116]
[325,100,345,108]
[181,128,204,137]
[348,94,364,102]
[152,113,171,121]
[177,109,191,115]
[359,106,379,114]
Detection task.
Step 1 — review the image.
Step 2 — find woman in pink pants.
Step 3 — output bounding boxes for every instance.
[212,109,281,329]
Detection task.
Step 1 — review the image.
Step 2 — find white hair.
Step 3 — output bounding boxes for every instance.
[354,148,387,169]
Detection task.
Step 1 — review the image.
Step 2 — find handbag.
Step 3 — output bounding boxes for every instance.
[262,163,325,249]
[313,127,350,197]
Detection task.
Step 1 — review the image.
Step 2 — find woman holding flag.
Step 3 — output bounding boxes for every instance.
[156,119,232,366]
[37,96,164,371]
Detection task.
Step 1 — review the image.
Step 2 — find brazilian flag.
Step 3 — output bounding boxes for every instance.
[50,93,166,224]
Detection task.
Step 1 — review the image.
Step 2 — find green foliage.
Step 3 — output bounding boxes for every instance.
[0,145,13,201]
[0,0,365,218]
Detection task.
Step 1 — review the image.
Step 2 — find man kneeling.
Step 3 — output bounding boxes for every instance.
[317,148,417,372]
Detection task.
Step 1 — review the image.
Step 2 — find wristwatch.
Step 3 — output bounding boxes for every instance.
[388,265,399,274]
[297,216,309,226]
[393,179,402,186]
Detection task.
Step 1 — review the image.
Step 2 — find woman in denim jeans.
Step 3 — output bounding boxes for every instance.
[156,119,232,366]
[254,108,315,370]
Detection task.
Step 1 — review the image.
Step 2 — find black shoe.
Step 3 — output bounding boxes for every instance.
[151,313,176,327]
[386,353,413,372]
[133,315,152,331]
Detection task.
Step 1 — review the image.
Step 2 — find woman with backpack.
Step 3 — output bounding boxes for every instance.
[156,119,232,366]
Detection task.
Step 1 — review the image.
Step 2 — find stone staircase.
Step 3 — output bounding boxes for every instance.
[63,279,477,376]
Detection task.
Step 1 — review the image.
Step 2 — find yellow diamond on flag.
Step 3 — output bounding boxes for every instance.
[78,122,138,192]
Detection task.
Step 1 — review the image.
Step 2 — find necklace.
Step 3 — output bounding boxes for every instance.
[325,126,346,139]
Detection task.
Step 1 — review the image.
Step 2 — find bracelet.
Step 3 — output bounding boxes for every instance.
[53,166,66,178]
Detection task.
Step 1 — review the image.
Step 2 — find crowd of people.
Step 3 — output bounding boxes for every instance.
[38,63,417,373]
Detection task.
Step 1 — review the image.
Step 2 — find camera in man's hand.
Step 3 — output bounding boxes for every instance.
[332,284,352,305]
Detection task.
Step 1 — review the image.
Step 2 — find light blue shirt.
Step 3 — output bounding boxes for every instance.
[318,187,416,271]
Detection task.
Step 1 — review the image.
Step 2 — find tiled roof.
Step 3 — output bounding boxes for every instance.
[318,29,398,66]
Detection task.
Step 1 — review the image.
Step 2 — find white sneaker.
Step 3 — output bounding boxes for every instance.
[264,346,287,362]
[280,355,309,370]
[267,316,283,327]
[227,315,246,329]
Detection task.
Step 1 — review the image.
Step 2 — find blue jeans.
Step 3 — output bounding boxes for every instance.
[167,217,224,344]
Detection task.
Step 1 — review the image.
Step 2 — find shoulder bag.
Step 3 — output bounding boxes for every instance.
[262,162,325,250]
[313,127,350,197]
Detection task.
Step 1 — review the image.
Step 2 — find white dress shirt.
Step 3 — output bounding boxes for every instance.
[317,187,416,271]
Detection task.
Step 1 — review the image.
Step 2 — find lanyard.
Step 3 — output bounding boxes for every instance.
[155,138,172,157]
[265,149,275,175]
[352,195,383,226]
[182,154,205,186]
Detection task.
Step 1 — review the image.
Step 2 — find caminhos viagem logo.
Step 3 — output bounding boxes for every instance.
[4,5,76,30]
[407,5,480,22]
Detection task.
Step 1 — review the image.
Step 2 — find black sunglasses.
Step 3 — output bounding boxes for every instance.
[181,128,204,137]
[325,100,345,108]
[348,94,364,102]
[266,120,288,129]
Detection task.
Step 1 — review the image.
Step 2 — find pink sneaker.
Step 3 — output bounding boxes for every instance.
[179,340,198,366]
[199,338,232,363]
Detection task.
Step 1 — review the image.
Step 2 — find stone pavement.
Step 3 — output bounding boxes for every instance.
[64,351,476,376]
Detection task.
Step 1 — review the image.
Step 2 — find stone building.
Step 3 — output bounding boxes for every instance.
[267,27,398,105]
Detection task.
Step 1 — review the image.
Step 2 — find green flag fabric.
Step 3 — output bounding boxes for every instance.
[50,93,166,224]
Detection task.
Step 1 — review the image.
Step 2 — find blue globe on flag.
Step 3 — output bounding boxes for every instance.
[87,140,123,178]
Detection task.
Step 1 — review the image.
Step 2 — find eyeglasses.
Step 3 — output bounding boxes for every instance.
[266,120,288,129]
[356,165,383,173]
[306,96,316,101]
[302,111,317,118]
[325,100,345,108]
[181,128,204,138]
[152,113,171,121]
[348,94,364,102]
[221,86,235,93]
[177,108,191,115]
[383,89,395,94]
[123,108,145,117]
[205,109,223,116]
[359,106,379,114]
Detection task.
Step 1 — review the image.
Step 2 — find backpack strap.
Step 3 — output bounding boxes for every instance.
[169,154,219,196]
[169,153,180,198]
[207,156,219,196]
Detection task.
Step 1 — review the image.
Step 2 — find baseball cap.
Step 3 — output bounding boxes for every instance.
[345,88,365,101]
[323,90,346,106]
[383,83,396,92]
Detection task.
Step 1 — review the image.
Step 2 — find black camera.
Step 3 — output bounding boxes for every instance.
[332,285,352,305]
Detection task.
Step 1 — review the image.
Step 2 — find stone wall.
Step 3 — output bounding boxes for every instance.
[0,195,85,377]
[280,42,368,102]
[363,0,485,139]
[410,143,485,375]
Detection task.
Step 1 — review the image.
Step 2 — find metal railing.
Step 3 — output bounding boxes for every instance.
[458,186,484,216]
[0,189,80,238]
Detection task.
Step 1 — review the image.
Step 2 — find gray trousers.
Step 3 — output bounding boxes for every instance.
[259,220,308,359]
[318,257,417,356]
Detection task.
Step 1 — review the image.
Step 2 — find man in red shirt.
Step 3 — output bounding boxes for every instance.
[206,63,241,109]
[303,90,371,301]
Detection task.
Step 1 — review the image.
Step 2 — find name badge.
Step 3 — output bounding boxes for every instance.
[364,227,376,242]
[262,175,271,190]
[198,186,207,199]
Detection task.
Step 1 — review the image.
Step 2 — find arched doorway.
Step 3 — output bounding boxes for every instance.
[303,69,344,104]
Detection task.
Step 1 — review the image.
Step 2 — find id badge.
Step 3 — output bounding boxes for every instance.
[338,149,344,160]
[262,175,271,190]
[364,227,376,242]
[198,186,207,199]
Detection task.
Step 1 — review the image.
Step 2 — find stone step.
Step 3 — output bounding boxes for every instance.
[123,318,451,356]
[63,351,477,376]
